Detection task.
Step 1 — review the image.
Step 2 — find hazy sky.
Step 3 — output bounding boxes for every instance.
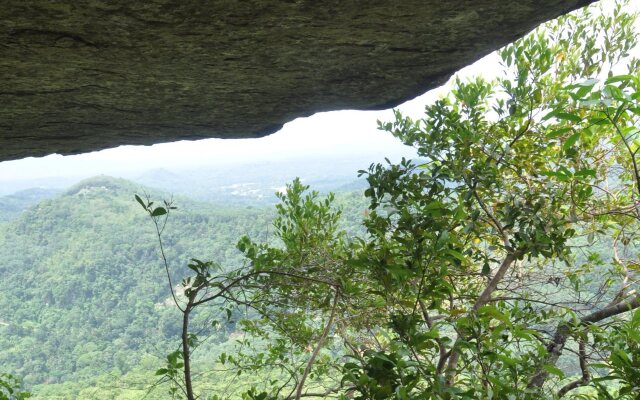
[0,0,631,183]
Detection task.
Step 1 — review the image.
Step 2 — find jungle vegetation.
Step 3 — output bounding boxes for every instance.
[2,1,640,399]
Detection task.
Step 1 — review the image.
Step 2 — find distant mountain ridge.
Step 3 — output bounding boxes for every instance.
[0,176,80,197]
[133,158,371,204]
[0,155,388,204]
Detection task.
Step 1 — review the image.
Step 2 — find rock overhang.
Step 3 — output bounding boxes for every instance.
[1,0,596,161]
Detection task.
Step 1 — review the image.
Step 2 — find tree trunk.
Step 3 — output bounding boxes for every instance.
[445,251,519,384]
[183,305,194,400]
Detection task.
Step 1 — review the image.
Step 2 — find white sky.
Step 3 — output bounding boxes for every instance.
[0,0,631,183]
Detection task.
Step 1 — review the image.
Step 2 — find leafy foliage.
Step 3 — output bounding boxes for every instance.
[0,176,368,399]
[4,2,640,400]
[140,2,640,399]
[338,3,640,398]
[0,373,30,400]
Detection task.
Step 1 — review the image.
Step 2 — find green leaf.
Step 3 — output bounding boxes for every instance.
[542,364,565,378]
[151,207,167,217]
[573,85,593,99]
[574,168,596,178]
[477,305,509,322]
[581,99,602,107]
[555,112,582,123]
[542,110,558,121]
[496,354,516,367]
[426,201,445,210]
[134,194,146,209]
[482,262,491,275]
[372,352,394,364]
[546,127,572,139]
[563,132,581,150]
[605,74,634,84]
[577,78,599,87]
[447,249,466,262]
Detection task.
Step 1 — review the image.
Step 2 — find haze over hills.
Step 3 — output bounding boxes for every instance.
[133,157,373,204]
[0,154,388,203]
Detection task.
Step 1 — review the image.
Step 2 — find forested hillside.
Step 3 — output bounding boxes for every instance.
[3,2,640,399]
[0,176,367,398]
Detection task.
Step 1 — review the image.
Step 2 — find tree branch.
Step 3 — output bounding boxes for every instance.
[445,251,521,384]
[529,295,640,389]
[294,288,340,400]
[558,336,590,397]
[192,270,336,307]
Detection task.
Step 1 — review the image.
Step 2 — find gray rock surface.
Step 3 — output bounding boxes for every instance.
[1,0,594,161]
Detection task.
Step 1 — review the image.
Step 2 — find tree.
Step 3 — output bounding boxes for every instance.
[139,182,366,399]
[144,1,640,398]
[347,1,640,398]
[0,373,30,400]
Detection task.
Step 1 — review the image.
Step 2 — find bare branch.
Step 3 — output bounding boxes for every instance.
[294,289,340,400]
[558,336,590,397]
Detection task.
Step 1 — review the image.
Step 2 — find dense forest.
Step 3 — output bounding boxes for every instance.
[3,1,640,399]
[0,176,366,399]
[0,174,623,399]
[0,176,265,398]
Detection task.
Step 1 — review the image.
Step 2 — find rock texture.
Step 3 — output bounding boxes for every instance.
[1,0,595,161]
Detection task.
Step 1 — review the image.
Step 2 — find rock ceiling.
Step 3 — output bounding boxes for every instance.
[1,0,595,161]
